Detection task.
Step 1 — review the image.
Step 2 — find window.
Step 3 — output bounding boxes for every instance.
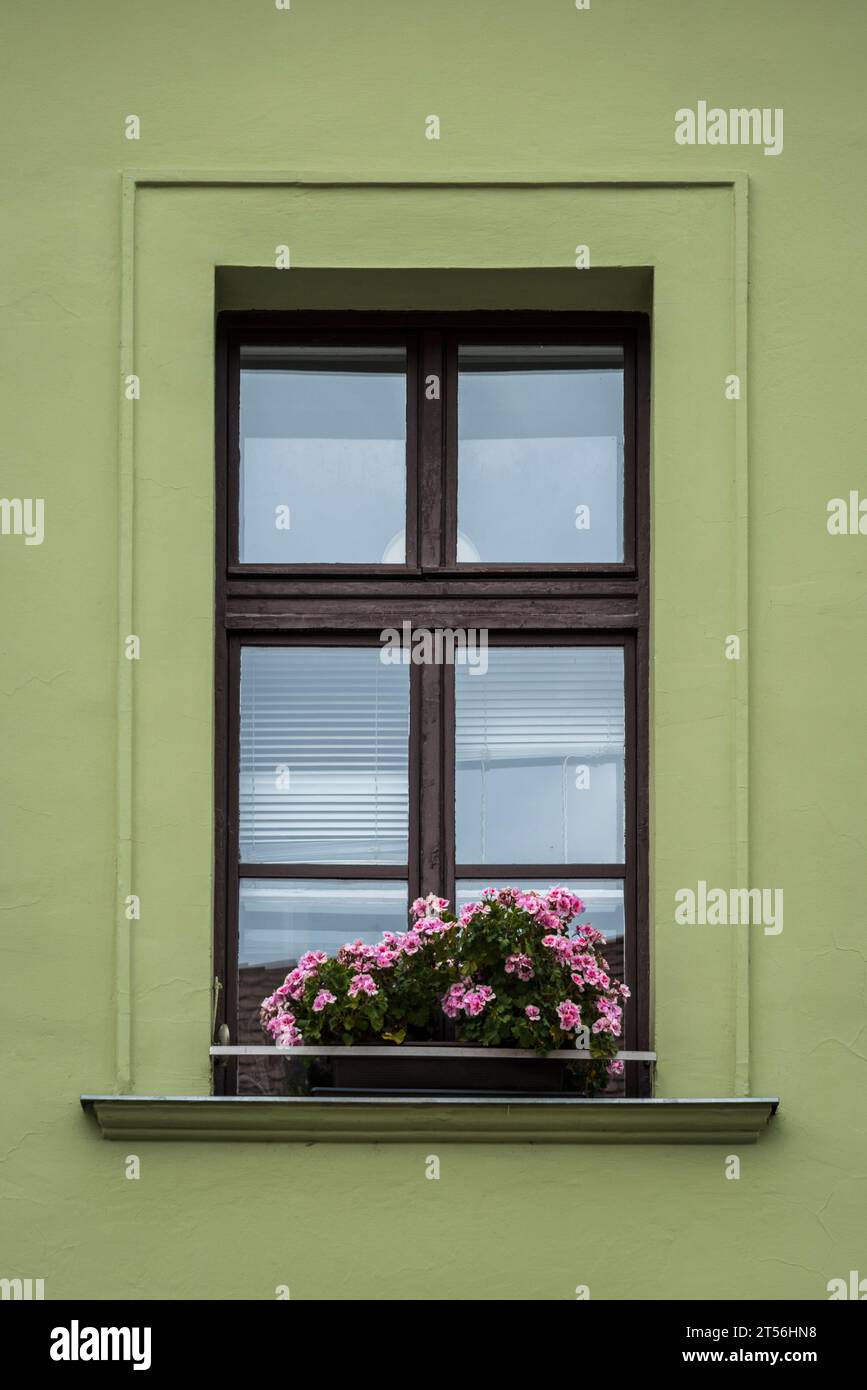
[215,312,649,1097]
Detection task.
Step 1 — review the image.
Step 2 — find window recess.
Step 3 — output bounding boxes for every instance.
[215,312,650,1099]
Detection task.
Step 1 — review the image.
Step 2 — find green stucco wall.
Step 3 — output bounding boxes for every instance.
[1,0,864,1300]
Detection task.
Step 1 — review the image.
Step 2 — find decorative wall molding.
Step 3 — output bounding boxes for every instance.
[115,172,750,1096]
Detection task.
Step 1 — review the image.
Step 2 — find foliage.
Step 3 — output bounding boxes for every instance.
[260,887,629,1083]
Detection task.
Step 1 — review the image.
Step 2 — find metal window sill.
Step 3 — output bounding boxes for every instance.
[80,1095,779,1144]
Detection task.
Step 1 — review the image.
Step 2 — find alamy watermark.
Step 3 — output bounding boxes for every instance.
[380,622,488,675]
[675,102,783,157]
[50,1321,151,1371]
[675,881,784,935]
[827,1270,867,1299]
[0,498,44,545]
[1,1276,44,1299]
[827,492,867,535]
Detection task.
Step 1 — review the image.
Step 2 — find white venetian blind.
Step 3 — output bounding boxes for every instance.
[239,646,409,864]
[455,646,626,864]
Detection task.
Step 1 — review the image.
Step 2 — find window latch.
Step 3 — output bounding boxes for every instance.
[212,975,229,1044]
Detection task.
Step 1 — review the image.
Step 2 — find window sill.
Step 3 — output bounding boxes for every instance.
[80,1095,779,1145]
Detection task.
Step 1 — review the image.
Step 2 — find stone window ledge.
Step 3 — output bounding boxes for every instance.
[81,1095,779,1145]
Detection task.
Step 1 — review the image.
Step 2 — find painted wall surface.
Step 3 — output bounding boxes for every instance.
[1,1,865,1300]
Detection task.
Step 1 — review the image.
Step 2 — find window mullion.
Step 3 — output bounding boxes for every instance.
[419,329,445,568]
[418,659,446,899]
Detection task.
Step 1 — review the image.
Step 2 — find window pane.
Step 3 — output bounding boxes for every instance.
[240,647,410,863]
[239,346,406,563]
[237,880,408,1077]
[239,878,408,971]
[456,879,624,976]
[455,646,625,864]
[457,345,624,562]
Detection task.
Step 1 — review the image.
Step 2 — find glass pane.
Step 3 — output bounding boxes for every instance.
[457,345,624,562]
[239,878,408,971]
[240,646,409,864]
[455,646,625,864]
[237,879,408,1075]
[239,346,406,563]
[456,879,625,977]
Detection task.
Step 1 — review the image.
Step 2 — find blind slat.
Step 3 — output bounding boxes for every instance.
[240,648,410,865]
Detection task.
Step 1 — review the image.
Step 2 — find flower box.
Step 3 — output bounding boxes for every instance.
[260,887,630,1097]
[307,1043,573,1095]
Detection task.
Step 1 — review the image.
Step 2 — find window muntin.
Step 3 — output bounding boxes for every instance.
[456,345,625,563]
[239,346,407,564]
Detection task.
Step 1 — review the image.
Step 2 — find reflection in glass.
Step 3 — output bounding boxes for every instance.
[240,346,406,563]
[239,877,408,970]
[455,646,625,864]
[458,345,624,562]
[239,646,409,864]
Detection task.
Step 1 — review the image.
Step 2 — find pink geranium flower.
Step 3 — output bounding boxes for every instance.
[556,1000,582,1031]
[411,893,449,920]
[298,950,327,972]
[505,953,535,981]
[348,973,378,997]
[441,981,467,1019]
[546,887,585,919]
[266,1013,303,1046]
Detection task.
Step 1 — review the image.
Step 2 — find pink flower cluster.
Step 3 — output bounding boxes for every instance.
[259,884,632,1081]
[411,893,449,918]
[541,936,613,988]
[556,999,582,1030]
[504,952,535,981]
[592,995,623,1037]
[260,948,332,1045]
[441,979,496,1019]
[463,885,587,935]
[348,972,378,998]
[338,936,398,971]
[264,1012,303,1047]
[337,912,454,978]
[262,949,327,1009]
[457,901,491,927]
[455,886,629,1054]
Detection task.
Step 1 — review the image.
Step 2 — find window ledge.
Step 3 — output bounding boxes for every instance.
[80,1095,779,1145]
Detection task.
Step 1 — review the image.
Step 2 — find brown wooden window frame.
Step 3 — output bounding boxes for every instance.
[214,310,650,1097]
